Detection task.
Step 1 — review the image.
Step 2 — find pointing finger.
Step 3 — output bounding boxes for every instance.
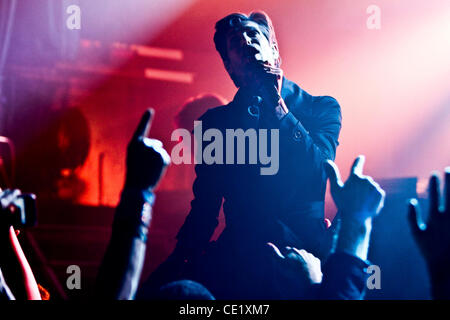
[132,109,154,141]
[429,172,441,218]
[408,198,425,239]
[351,155,366,177]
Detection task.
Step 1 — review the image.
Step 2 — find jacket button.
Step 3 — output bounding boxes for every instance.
[248,105,260,117]
[293,129,302,141]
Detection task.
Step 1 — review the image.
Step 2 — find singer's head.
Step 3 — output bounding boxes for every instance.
[214,11,281,88]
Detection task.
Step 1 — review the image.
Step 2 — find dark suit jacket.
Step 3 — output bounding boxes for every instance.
[176,77,342,259]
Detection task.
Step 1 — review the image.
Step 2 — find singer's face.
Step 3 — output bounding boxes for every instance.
[224,21,278,87]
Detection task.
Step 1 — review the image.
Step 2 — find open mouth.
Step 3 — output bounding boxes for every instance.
[243,45,259,57]
[242,46,264,64]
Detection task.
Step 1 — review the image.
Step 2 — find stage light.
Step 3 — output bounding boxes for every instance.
[144,68,194,84]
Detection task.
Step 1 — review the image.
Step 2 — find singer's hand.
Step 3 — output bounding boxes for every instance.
[252,62,288,121]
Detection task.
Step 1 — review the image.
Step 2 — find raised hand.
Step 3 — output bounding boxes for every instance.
[408,168,450,298]
[324,156,385,261]
[267,243,323,284]
[266,242,322,298]
[96,110,170,300]
[324,155,385,223]
[124,109,171,191]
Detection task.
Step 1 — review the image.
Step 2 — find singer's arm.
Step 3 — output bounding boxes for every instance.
[258,70,341,167]
[279,94,342,164]
[174,109,223,261]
